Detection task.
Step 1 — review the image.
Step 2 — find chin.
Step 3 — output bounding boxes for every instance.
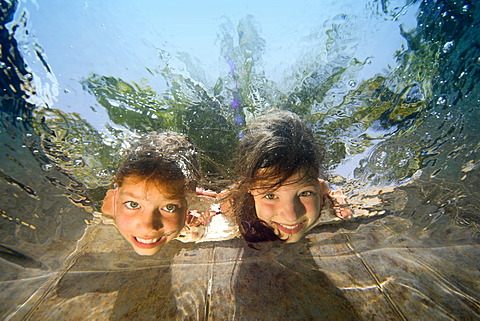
[280,233,304,243]
[132,245,164,256]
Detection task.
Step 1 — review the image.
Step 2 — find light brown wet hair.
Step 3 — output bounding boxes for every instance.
[115,131,200,193]
[232,110,326,243]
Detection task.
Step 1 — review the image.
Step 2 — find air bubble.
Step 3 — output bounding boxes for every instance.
[42,164,53,171]
[96,170,109,178]
[437,96,447,105]
[442,41,454,53]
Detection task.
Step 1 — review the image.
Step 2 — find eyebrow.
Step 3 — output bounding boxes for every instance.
[119,191,185,201]
[253,178,318,191]
[119,191,143,199]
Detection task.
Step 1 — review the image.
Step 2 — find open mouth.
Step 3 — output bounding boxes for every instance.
[272,221,306,234]
[133,236,165,248]
[135,237,161,244]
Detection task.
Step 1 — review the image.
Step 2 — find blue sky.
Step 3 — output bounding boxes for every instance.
[14,0,418,128]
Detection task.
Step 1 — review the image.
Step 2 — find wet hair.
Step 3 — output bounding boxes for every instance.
[233,110,325,242]
[115,132,200,192]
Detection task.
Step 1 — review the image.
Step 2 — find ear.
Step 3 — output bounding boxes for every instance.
[101,189,116,217]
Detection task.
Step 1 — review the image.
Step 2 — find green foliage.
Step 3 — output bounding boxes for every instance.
[54,12,437,189]
[32,108,121,188]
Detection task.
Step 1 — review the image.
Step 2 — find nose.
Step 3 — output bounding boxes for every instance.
[140,208,163,231]
[279,197,305,222]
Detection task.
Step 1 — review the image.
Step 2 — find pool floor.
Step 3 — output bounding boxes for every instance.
[4,214,479,320]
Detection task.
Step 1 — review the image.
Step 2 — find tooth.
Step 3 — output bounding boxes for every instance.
[279,224,299,229]
[135,237,158,244]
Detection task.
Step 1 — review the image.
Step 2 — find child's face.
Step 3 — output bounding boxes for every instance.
[250,171,322,243]
[113,176,187,255]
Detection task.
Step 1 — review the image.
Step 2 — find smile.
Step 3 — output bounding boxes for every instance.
[134,237,161,244]
[132,236,167,249]
[272,221,306,234]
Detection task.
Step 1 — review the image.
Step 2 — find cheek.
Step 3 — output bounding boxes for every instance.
[114,212,133,233]
[164,211,187,229]
[304,198,321,218]
[254,200,275,220]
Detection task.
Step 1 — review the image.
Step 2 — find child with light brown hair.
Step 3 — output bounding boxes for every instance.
[101,131,201,255]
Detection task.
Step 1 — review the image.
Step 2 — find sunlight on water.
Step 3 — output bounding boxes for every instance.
[1,0,479,319]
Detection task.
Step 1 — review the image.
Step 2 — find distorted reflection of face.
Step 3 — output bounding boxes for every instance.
[250,171,322,243]
[113,176,186,255]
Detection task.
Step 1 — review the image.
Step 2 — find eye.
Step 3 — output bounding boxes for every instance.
[263,193,277,200]
[124,201,140,209]
[299,190,316,197]
[162,204,179,213]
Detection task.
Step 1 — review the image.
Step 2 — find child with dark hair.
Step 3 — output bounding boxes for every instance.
[101,131,202,255]
[232,110,352,243]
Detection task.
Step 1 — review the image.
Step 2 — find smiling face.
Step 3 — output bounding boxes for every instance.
[113,175,187,255]
[250,171,323,243]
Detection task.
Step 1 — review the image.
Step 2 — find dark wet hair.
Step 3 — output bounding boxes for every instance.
[115,132,200,192]
[233,110,325,243]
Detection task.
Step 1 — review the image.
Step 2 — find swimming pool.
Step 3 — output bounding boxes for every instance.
[1,0,479,319]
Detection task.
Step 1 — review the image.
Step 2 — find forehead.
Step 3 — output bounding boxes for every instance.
[119,175,185,199]
[252,172,318,192]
